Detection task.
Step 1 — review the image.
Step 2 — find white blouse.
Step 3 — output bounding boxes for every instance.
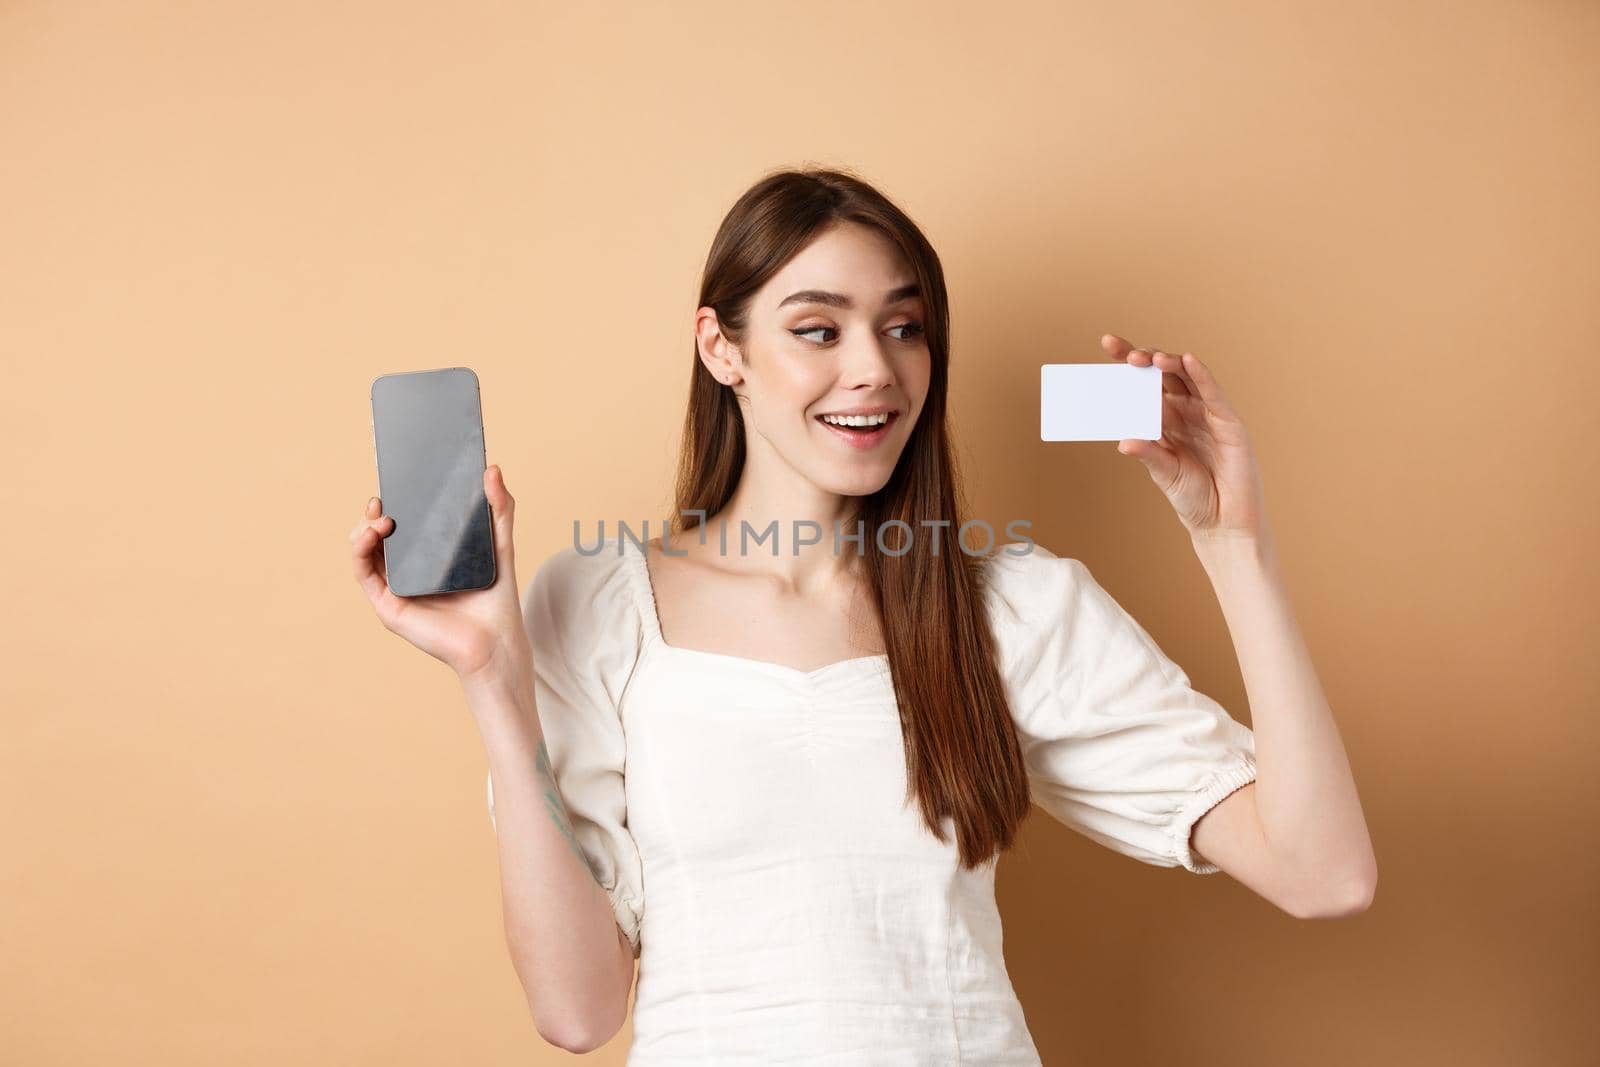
[487,535,1257,1065]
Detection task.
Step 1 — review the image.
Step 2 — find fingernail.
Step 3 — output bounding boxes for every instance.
[368,496,377,509]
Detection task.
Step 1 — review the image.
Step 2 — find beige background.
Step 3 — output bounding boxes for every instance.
[3,1,1596,1063]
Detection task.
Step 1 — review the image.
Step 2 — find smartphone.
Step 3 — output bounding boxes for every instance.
[1040,362,1163,441]
[369,367,496,597]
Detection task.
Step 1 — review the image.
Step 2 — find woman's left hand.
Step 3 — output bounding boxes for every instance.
[1101,334,1270,545]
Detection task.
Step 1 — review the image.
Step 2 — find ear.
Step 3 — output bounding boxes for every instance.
[695,306,743,384]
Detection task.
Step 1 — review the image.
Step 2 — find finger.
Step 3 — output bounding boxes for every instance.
[1179,352,1240,420]
[1149,349,1197,398]
[1125,346,1188,395]
[1101,333,1147,360]
[1103,334,1177,364]
[1102,334,1153,367]
[350,496,381,542]
[351,524,390,602]
[1158,398,1198,442]
[1116,436,1182,489]
[349,512,394,544]
[485,464,516,570]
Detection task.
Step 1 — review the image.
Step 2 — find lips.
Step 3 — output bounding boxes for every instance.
[814,411,900,450]
[815,406,897,418]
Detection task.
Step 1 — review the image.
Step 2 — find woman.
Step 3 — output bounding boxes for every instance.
[349,166,1376,1063]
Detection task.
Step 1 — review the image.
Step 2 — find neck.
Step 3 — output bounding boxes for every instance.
[676,482,868,593]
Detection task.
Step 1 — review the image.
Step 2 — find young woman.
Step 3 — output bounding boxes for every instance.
[349,167,1375,1062]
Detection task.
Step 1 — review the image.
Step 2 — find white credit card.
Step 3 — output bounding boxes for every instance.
[1040,362,1163,441]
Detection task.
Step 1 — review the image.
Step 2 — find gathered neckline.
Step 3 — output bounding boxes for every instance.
[617,536,893,683]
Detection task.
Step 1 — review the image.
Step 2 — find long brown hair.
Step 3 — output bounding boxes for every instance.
[668,165,1032,868]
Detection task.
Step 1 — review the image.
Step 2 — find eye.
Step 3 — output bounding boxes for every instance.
[789,322,926,345]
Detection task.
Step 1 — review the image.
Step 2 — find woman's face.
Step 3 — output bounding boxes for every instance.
[700,222,932,498]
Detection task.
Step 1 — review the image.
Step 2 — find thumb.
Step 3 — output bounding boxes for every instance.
[484,464,516,574]
[1117,438,1181,490]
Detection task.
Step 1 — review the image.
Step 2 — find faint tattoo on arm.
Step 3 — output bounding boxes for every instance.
[535,738,596,875]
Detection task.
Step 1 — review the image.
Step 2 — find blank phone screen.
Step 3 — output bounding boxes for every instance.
[370,367,496,597]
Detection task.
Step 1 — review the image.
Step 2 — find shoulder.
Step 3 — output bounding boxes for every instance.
[979,542,1097,656]
[978,542,1138,688]
[980,541,1086,622]
[522,535,643,647]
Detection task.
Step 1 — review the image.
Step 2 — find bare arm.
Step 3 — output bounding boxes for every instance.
[349,470,635,1049]
[466,663,636,1052]
[1189,531,1378,918]
[1099,335,1376,917]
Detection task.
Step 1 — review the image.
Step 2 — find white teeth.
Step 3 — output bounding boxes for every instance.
[820,412,890,427]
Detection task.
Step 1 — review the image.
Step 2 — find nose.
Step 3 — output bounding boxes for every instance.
[839,334,898,391]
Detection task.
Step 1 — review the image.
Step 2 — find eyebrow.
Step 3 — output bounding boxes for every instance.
[776,282,922,311]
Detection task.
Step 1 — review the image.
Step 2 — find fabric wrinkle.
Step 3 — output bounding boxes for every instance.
[488,534,1257,1064]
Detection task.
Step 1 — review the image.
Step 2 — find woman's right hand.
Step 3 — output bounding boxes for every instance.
[349,463,532,688]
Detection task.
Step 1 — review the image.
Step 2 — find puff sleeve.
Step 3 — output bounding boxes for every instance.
[486,544,646,954]
[985,543,1258,874]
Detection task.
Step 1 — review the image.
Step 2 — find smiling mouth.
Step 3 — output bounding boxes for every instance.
[813,410,900,445]
[816,411,897,429]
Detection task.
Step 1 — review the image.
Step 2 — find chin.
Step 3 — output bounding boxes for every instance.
[815,463,896,498]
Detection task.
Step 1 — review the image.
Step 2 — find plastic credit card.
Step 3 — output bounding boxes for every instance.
[1040,362,1163,441]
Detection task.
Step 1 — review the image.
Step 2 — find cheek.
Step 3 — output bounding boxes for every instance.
[764,362,833,414]
[905,355,933,406]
